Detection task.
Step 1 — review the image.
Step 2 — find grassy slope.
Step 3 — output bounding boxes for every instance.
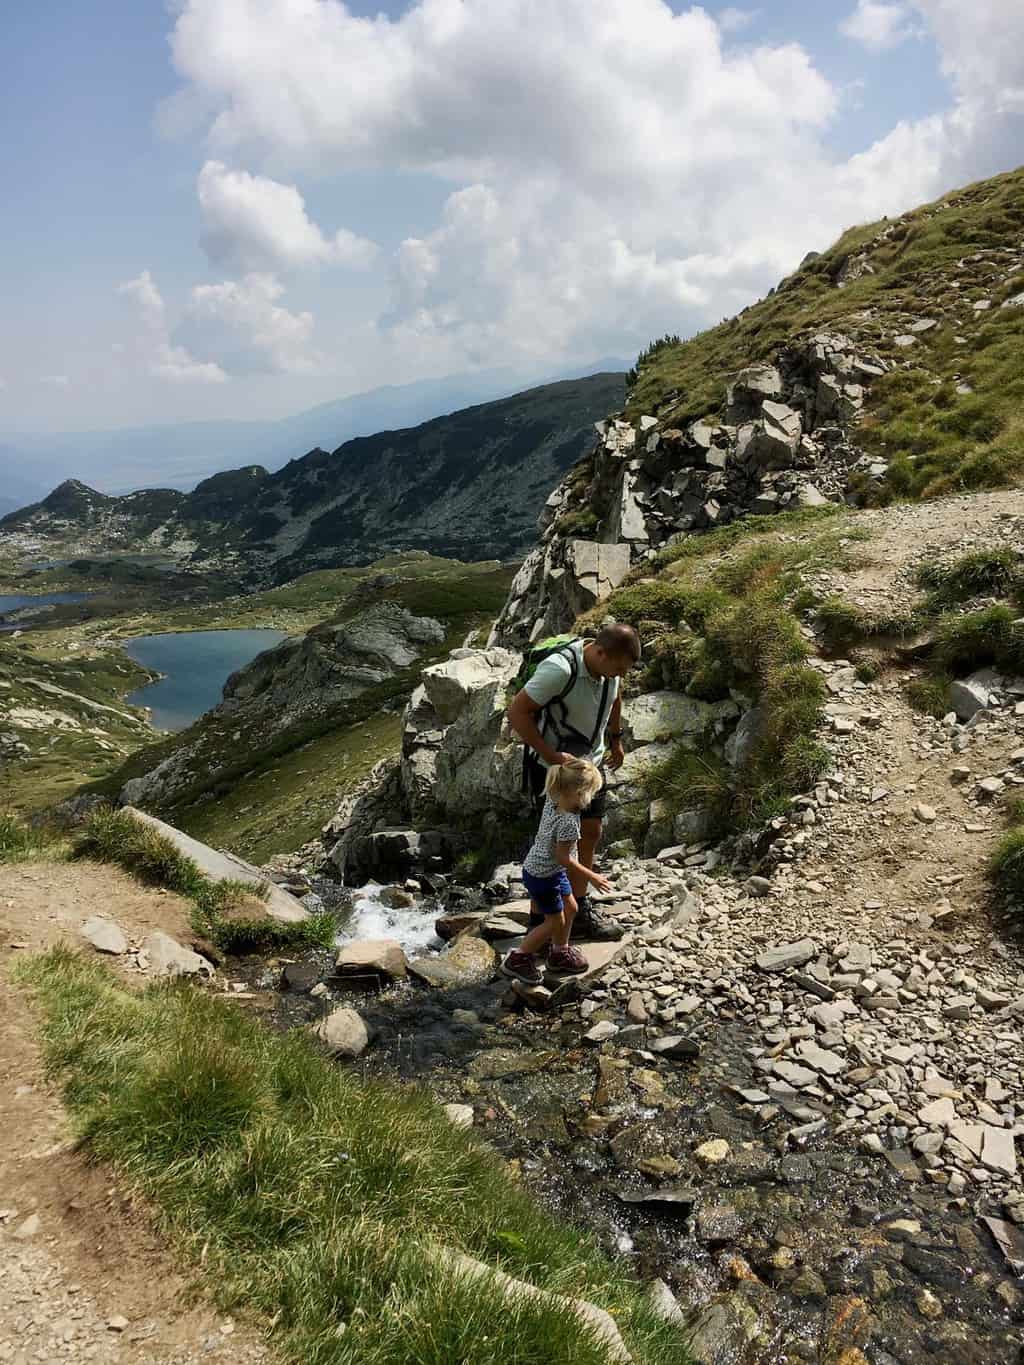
[16,949,688,1365]
[627,166,1024,500]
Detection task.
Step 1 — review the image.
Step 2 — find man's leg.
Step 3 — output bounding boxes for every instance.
[572,800,623,941]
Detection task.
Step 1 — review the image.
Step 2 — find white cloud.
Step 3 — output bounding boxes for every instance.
[118,270,228,384]
[840,1,918,51]
[178,273,320,375]
[40,375,70,388]
[197,160,378,273]
[117,269,166,331]
[718,8,760,34]
[164,0,1024,371]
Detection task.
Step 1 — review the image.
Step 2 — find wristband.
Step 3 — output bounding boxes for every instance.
[608,731,624,740]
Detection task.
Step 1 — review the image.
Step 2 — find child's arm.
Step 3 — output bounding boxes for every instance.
[554,840,612,893]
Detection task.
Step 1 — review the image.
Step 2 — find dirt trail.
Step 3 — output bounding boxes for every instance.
[0,862,268,1365]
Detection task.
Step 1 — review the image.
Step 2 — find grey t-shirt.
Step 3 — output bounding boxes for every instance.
[523,798,580,879]
[523,639,618,767]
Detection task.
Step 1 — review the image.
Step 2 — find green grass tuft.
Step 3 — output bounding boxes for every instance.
[15,949,689,1365]
[932,604,1024,676]
[815,597,869,651]
[0,812,66,864]
[916,548,1023,609]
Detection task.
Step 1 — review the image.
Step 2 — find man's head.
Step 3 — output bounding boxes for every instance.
[588,623,642,679]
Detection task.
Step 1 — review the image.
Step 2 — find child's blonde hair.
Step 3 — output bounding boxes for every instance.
[544,757,603,806]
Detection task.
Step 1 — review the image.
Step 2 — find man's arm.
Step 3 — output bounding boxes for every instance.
[508,689,568,767]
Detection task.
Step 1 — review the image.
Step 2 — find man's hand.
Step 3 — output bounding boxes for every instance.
[588,871,613,894]
[554,751,574,766]
[606,739,626,771]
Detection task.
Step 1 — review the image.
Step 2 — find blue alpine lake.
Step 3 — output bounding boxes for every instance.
[124,629,288,732]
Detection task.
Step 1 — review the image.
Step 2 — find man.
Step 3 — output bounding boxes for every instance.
[508,622,642,941]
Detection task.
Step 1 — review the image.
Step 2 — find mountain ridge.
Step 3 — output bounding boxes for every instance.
[2,373,626,580]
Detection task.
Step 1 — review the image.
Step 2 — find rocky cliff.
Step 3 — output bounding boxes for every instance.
[3,374,625,581]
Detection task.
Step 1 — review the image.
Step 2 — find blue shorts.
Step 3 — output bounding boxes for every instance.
[522,867,573,916]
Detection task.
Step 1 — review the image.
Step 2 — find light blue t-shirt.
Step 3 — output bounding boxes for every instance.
[523,640,618,766]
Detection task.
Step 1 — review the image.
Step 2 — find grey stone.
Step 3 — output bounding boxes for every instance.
[443,1103,474,1129]
[584,1021,620,1044]
[757,939,816,972]
[982,1125,1017,1177]
[795,1040,847,1077]
[313,1007,369,1058]
[141,930,213,977]
[408,936,496,989]
[80,916,128,955]
[949,678,991,721]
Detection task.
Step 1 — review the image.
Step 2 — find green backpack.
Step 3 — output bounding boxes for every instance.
[511,635,611,791]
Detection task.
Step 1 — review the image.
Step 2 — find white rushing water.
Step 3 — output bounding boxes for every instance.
[336,882,442,954]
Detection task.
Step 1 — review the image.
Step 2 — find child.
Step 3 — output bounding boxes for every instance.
[500,758,612,985]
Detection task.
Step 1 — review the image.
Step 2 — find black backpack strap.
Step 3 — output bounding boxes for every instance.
[539,644,579,743]
[590,677,612,751]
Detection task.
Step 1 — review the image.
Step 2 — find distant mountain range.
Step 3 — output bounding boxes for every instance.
[2,372,626,579]
[0,359,629,503]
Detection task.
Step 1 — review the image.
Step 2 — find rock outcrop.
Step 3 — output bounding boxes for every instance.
[490,333,886,650]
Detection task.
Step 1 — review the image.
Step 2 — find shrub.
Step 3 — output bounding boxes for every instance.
[917,548,1022,608]
[645,743,734,836]
[933,605,1024,675]
[990,827,1024,902]
[816,597,869,651]
[0,813,63,864]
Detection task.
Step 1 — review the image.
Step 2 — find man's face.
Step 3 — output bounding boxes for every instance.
[595,648,637,679]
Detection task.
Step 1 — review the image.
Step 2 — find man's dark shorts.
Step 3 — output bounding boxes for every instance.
[529,761,608,820]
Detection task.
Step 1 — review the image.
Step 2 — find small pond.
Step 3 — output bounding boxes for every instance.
[124,629,287,732]
[0,592,90,630]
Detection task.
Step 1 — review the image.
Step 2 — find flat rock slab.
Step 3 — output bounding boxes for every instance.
[468,1048,558,1080]
[80,915,127,955]
[983,1217,1024,1276]
[334,938,407,980]
[757,939,816,972]
[547,938,631,1005]
[123,806,307,923]
[795,1041,847,1076]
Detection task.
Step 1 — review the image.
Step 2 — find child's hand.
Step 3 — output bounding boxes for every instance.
[589,871,612,894]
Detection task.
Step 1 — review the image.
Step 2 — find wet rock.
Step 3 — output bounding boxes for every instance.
[80,916,127,955]
[279,962,320,993]
[616,1185,698,1213]
[408,936,496,988]
[982,1216,1024,1275]
[682,1291,762,1365]
[313,1006,369,1058]
[334,938,408,982]
[646,1278,686,1326]
[650,1034,702,1061]
[695,1138,730,1166]
[696,1202,746,1243]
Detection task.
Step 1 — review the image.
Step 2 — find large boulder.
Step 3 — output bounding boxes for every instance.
[408,935,497,989]
[334,939,408,982]
[422,648,518,726]
[624,691,737,744]
[725,366,783,423]
[313,1007,369,1058]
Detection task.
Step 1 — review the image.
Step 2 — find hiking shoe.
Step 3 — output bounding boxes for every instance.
[573,897,624,942]
[547,943,589,976]
[500,950,544,986]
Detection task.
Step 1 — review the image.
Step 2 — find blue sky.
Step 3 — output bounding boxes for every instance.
[1,0,1021,436]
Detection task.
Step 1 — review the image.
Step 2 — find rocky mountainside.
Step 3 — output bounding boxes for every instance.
[2,373,625,580]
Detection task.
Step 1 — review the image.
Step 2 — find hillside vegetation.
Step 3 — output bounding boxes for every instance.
[629,166,1024,501]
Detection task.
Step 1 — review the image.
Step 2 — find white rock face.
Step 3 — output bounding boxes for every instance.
[422,649,518,727]
[624,691,737,744]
